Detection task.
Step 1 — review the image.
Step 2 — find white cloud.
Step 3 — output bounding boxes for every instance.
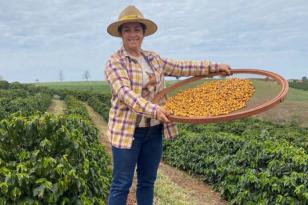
[0,0,307,82]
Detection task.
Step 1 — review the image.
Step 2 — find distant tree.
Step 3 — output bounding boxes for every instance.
[0,75,3,81]
[289,76,308,91]
[35,78,39,83]
[83,70,90,81]
[9,82,23,89]
[59,70,64,82]
[0,80,9,89]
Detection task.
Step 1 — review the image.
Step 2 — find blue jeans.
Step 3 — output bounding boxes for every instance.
[108,124,163,205]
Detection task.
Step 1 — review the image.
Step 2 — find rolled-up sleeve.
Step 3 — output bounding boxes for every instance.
[105,59,158,119]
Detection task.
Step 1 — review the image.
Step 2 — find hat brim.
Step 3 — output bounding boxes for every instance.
[107,18,157,37]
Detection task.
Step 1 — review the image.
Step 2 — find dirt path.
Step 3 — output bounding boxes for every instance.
[47,98,66,115]
[158,163,225,205]
[84,103,226,205]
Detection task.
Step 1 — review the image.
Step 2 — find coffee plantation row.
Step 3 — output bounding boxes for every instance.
[163,124,308,204]
[1,80,308,204]
[0,83,53,120]
[53,86,111,122]
[0,80,111,121]
[0,82,111,204]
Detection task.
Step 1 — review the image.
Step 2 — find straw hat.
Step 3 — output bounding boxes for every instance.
[107,5,157,37]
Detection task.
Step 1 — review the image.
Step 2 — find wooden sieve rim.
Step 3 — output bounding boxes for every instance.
[152,68,289,124]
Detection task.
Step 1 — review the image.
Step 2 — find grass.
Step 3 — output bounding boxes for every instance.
[36,81,111,94]
[285,87,308,101]
[154,170,199,205]
[250,79,308,102]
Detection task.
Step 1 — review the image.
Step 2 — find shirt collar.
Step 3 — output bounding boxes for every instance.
[119,46,154,62]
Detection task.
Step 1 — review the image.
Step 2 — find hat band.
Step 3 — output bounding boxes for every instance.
[120,15,141,21]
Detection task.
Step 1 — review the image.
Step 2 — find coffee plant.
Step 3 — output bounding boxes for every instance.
[163,125,308,204]
[0,113,111,204]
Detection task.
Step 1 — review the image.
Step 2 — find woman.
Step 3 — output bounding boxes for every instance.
[105,5,231,205]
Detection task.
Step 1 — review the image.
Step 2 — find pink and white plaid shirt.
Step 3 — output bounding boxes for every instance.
[105,47,211,149]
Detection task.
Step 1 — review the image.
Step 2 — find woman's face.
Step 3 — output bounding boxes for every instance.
[120,22,144,51]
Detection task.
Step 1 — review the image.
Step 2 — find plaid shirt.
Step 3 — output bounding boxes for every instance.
[105,47,211,149]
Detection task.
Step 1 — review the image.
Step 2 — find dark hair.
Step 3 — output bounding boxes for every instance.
[118,23,146,35]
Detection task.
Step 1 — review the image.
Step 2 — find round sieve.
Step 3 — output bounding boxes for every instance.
[152,69,289,124]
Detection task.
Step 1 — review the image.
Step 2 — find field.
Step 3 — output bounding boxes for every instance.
[38,81,111,94]
[1,79,307,204]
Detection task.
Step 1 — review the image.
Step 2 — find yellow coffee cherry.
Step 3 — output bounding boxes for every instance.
[164,78,255,117]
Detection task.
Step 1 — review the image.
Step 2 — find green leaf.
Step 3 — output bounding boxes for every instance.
[10,187,21,201]
[294,184,304,196]
[83,159,89,175]
[0,182,8,194]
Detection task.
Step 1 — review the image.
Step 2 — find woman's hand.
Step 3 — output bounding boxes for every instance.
[156,106,172,123]
[218,64,232,75]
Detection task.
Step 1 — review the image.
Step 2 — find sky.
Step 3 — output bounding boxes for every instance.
[0,0,307,83]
